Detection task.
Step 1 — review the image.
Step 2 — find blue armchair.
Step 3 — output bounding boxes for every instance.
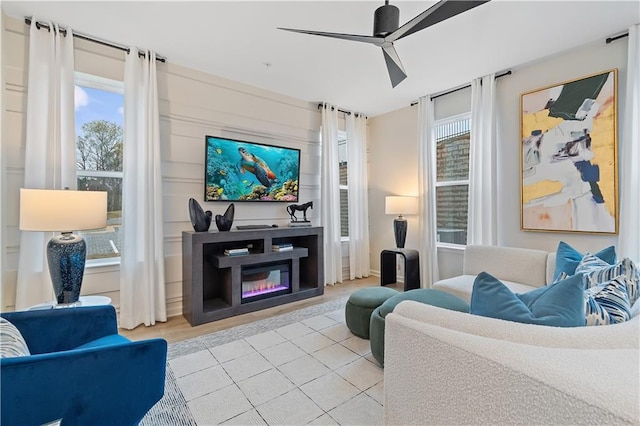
[1,305,167,426]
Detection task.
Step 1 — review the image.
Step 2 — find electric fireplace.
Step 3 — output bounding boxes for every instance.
[241,262,291,303]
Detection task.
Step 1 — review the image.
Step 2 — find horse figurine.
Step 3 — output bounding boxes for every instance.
[287,201,313,222]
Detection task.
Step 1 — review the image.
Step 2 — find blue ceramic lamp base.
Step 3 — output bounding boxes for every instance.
[47,232,87,305]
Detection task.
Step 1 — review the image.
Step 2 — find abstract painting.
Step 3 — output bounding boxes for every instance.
[520,69,618,234]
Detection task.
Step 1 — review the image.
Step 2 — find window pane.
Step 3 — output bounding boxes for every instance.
[77,176,122,260]
[436,185,468,245]
[338,133,348,185]
[340,189,349,238]
[436,133,470,182]
[339,161,348,186]
[75,81,124,261]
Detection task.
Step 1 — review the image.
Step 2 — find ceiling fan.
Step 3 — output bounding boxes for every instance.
[278,0,490,88]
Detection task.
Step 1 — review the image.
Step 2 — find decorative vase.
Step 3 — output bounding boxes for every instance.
[188,198,212,232]
[47,232,86,304]
[215,203,235,231]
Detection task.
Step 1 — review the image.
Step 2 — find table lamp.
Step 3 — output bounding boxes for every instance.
[19,189,108,305]
[385,196,418,249]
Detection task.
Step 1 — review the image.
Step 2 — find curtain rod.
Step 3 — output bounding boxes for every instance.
[606,32,629,44]
[316,103,366,118]
[409,70,512,106]
[24,17,166,63]
[409,29,628,106]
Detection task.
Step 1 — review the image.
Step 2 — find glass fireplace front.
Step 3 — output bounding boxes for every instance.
[241,262,291,303]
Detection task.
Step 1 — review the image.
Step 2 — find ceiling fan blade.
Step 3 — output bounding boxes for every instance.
[388,0,491,42]
[278,28,384,46]
[381,43,407,88]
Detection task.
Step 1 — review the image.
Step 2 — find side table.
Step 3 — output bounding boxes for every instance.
[28,295,112,311]
[380,248,420,291]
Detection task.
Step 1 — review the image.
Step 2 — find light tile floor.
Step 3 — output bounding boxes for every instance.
[168,309,384,425]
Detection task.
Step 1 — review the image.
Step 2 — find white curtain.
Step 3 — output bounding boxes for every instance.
[619,24,640,262]
[16,21,76,310]
[467,73,497,246]
[346,113,370,279]
[120,48,166,329]
[417,97,439,287]
[321,103,343,285]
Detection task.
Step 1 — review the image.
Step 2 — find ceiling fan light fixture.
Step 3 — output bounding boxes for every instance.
[373,1,400,37]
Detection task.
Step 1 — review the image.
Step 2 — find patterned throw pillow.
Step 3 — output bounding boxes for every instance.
[0,317,31,358]
[576,254,639,305]
[554,271,569,283]
[584,276,631,326]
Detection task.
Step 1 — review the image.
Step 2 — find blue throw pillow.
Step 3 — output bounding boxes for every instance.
[470,272,585,327]
[553,241,616,282]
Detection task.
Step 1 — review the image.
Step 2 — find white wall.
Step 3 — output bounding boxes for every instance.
[368,106,419,277]
[0,12,5,303]
[1,13,322,314]
[368,36,631,282]
[496,39,626,253]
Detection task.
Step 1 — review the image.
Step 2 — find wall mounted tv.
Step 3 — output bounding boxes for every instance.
[204,135,301,202]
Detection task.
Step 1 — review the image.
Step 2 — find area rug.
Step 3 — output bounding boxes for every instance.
[140,297,384,425]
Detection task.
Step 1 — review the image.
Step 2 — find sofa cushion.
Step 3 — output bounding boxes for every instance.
[463,245,549,288]
[470,272,585,327]
[553,241,616,282]
[631,298,640,318]
[576,255,639,305]
[0,317,31,358]
[74,334,131,350]
[433,275,539,304]
[584,277,631,326]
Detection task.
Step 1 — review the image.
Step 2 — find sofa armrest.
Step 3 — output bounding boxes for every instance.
[384,311,639,425]
[1,338,167,426]
[1,306,118,354]
[546,252,556,284]
[393,300,640,349]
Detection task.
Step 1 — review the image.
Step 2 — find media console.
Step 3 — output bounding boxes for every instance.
[182,227,324,326]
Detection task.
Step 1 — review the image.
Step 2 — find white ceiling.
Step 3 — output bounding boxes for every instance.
[2,1,639,117]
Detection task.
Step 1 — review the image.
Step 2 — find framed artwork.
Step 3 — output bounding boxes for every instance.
[520,69,618,234]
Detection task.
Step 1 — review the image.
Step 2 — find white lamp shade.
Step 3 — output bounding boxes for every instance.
[385,196,418,216]
[20,189,108,232]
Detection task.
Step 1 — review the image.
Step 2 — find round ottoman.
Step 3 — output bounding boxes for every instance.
[370,289,470,366]
[345,287,400,339]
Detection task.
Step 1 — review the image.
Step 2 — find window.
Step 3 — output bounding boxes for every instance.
[435,114,470,246]
[338,131,349,238]
[74,73,124,263]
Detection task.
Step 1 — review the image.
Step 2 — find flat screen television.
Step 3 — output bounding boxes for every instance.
[204,135,301,202]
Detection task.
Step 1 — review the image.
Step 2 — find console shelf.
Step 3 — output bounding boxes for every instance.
[182,227,324,326]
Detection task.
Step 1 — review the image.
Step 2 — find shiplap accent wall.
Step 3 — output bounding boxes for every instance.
[1,13,331,315]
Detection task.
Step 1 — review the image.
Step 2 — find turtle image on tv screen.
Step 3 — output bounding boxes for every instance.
[204,135,301,202]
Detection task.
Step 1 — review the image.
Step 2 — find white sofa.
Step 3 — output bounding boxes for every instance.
[433,245,557,303]
[384,300,640,424]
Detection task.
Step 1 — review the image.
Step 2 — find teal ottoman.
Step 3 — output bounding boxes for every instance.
[345,287,400,339]
[370,289,470,366]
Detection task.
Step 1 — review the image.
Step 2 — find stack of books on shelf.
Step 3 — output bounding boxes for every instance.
[272,243,293,252]
[224,247,249,256]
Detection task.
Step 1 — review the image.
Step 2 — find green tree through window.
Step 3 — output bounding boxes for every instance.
[77,120,123,215]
